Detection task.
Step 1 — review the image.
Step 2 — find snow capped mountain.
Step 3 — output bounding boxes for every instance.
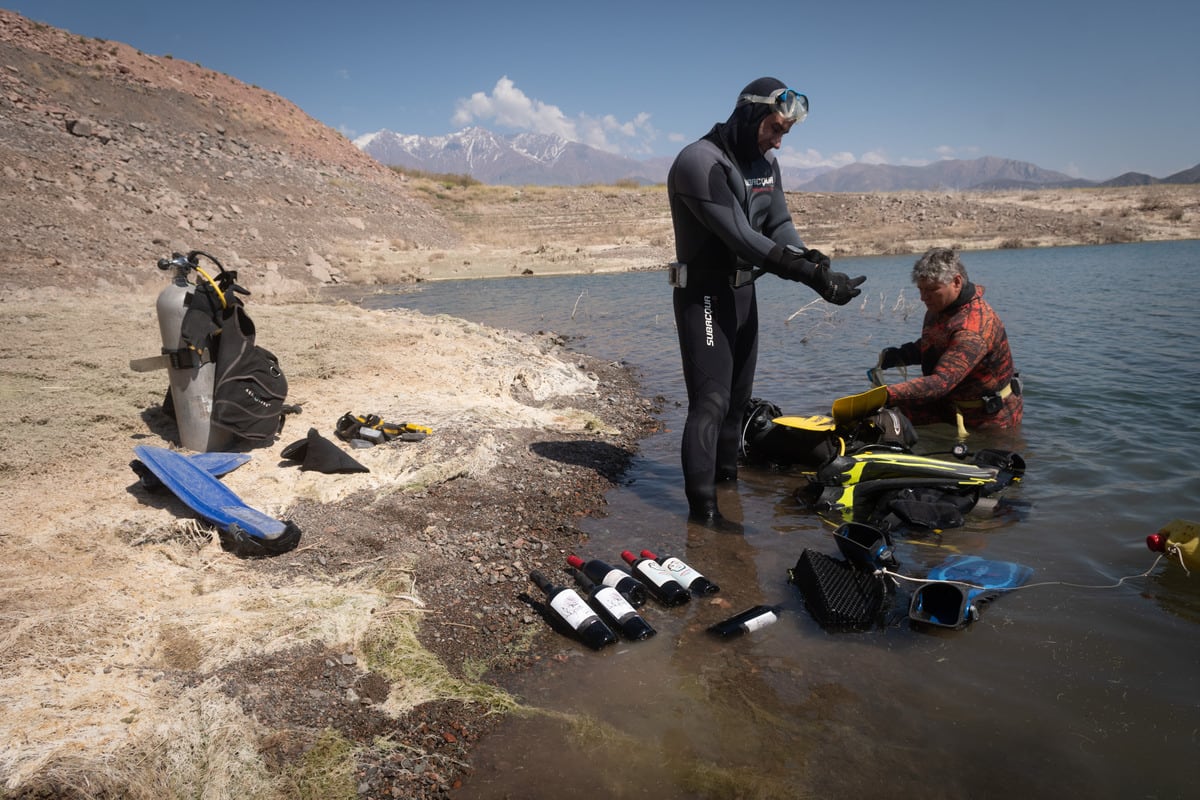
[353,127,507,170]
[509,132,570,162]
[355,127,668,186]
[355,127,1157,190]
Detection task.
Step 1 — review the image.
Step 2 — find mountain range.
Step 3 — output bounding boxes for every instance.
[355,127,1199,192]
[354,127,671,187]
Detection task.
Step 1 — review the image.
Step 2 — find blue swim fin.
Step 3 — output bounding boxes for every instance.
[132,451,251,491]
[909,555,1032,628]
[132,445,300,557]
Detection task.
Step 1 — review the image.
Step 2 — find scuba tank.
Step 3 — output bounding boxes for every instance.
[1146,519,1200,573]
[155,253,218,452]
[134,250,284,452]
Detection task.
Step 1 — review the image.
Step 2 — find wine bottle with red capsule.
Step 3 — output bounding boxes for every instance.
[639,548,720,596]
[565,553,647,608]
[620,550,690,607]
[707,604,783,638]
[570,568,656,641]
[529,570,617,650]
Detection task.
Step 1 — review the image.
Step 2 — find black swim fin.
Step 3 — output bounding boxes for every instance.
[281,428,369,474]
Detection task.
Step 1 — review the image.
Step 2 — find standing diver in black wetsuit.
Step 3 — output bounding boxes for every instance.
[667,77,866,527]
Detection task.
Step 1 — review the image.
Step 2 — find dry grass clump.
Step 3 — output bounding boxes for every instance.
[0,527,481,797]
[286,729,358,800]
[362,575,520,716]
[5,681,277,800]
[389,165,481,189]
[1137,192,1176,212]
[1096,225,1140,244]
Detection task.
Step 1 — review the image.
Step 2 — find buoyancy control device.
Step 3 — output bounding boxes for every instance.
[796,446,1026,532]
[739,396,1024,534]
[131,251,290,451]
[740,397,918,470]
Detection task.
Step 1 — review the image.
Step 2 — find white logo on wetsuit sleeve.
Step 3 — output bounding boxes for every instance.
[703,295,714,347]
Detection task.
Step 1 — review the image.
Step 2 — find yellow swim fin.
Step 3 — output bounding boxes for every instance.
[831,385,888,425]
[771,415,837,432]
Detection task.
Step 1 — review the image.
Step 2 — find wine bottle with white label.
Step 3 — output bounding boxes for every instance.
[566,553,647,608]
[529,570,617,650]
[620,550,690,607]
[570,568,656,641]
[707,604,783,638]
[639,548,720,595]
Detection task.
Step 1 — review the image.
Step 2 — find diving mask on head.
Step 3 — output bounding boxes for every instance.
[737,87,808,122]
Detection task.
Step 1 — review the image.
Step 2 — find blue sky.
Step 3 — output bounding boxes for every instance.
[10,0,1198,180]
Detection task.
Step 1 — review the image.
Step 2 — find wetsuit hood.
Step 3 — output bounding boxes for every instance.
[705,76,788,166]
[944,280,978,316]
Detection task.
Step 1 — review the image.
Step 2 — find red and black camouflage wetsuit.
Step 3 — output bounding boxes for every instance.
[886,282,1022,430]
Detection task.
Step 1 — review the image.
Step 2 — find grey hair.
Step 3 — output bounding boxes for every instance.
[911,247,968,284]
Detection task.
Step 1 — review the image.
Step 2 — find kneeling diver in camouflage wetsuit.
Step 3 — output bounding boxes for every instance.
[878,247,1023,438]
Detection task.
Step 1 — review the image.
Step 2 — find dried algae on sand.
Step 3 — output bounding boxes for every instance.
[0,290,629,796]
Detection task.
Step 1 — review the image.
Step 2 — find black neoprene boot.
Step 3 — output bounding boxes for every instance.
[687,492,724,524]
[685,486,744,534]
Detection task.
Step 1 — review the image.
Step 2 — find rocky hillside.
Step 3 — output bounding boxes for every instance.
[4,9,1199,298]
[0,9,455,295]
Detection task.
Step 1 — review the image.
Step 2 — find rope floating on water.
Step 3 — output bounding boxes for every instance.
[876,554,1171,595]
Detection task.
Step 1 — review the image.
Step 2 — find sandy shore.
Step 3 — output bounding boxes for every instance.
[0,282,657,798]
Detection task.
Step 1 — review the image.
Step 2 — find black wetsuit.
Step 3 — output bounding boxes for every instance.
[667,106,806,518]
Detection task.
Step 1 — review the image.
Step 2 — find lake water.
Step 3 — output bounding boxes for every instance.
[359,241,1200,799]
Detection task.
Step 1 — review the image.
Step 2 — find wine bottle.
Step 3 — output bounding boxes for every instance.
[707,604,783,638]
[639,548,720,595]
[529,570,617,650]
[620,550,690,607]
[570,568,656,641]
[566,553,647,608]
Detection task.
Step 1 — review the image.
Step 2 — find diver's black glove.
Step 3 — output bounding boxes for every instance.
[878,347,905,369]
[765,245,865,305]
[813,266,865,305]
[803,248,831,269]
[763,244,823,284]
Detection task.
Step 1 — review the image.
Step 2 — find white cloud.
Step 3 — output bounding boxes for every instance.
[778,142,991,169]
[858,149,933,167]
[453,77,575,139]
[934,144,981,160]
[599,111,651,139]
[776,145,942,169]
[775,146,855,169]
[453,77,656,154]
